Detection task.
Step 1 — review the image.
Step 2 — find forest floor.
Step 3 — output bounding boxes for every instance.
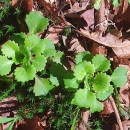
[0,0,130,130]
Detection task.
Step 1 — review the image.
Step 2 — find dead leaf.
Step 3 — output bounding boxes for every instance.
[16,116,43,130]
[112,120,130,130]
[80,8,94,30]
[79,29,130,58]
[100,100,114,115]
[69,37,85,52]
[64,2,89,18]
[12,0,33,12]
[46,26,63,44]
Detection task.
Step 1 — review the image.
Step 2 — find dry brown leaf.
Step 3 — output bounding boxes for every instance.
[46,26,63,44]
[64,2,89,17]
[16,116,43,130]
[80,8,94,30]
[112,120,130,130]
[100,100,114,115]
[12,0,33,12]
[69,38,85,52]
[79,29,130,58]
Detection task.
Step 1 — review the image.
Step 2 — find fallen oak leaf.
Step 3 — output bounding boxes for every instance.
[78,29,130,58]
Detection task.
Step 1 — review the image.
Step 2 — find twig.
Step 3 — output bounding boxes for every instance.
[78,110,90,130]
[96,0,106,32]
[109,96,123,130]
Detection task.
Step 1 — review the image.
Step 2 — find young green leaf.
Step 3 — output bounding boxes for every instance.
[31,55,47,72]
[94,0,101,10]
[19,46,31,65]
[52,51,64,64]
[14,65,36,82]
[42,38,56,57]
[92,73,111,92]
[0,116,14,123]
[10,32,26,44]
[96,86,114,101]
[71,88,96,108]
[111,66,127,88]
[24,34,40,50]
[6,120,15,130]
[33,76,54,96]
[0,56,13,76]
[112,0,120,7]
[50,63,73,85]
[92,54,110,72]
[25,11,49,34]
[31,39,46,55]
[50,74,59,86]
[90,100,104,113]
[64,77,79,89]
[74,61,95,80]
[75,51,93,64]
[1,40,19,58]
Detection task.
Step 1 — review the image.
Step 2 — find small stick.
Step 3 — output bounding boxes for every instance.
[109,96,123,130]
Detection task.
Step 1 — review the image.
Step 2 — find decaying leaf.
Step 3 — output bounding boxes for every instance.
[100,100,114,115]
[81,8,94,30]
[46,26,63,44]
[79,29,130,58]
[62,35,85,53]
[69,38,85,52]
[112,120,130,130]
[64,2,89,17]
[12,0,33,12]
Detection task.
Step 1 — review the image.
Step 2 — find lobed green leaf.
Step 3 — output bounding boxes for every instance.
[14,65,36,82]
[25,11,49,34]
[64,77,79,89]
[96,86,114,101]
[71,88,96,108]
[1,40,19,58]
[92,73,111,92]
[42,38,56,57]
[24,34,40,50]
[92,54,110,72]
[0,56,13,76]
[31,55,47,72]
[75,51,93,64]
[111,66,127,88]
[33,76,54,96]
[74,61,95,80]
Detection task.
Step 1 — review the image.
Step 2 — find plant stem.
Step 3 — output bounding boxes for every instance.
[109,96,123,130]
[114,85,121,113]
[70,108,80,130]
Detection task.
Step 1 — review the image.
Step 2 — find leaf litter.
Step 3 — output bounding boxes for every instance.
[1,0,130,129]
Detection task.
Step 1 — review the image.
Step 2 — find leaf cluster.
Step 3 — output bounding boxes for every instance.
[0,11,128,129]
[62,52,128,113]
